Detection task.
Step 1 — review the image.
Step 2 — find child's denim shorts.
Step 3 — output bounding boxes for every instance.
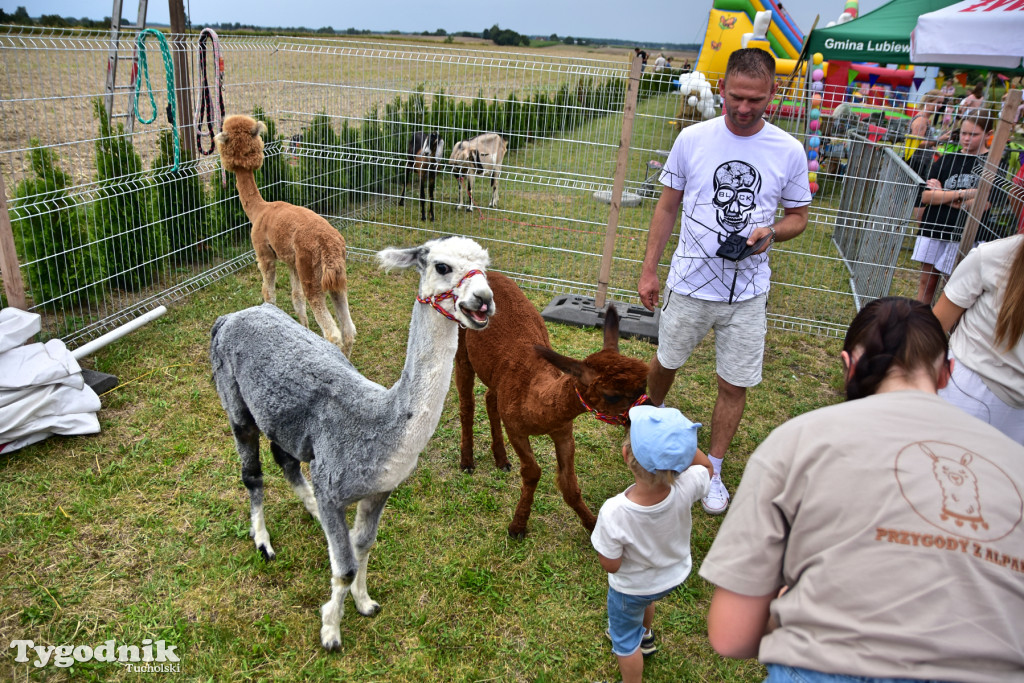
[606,584,677,657]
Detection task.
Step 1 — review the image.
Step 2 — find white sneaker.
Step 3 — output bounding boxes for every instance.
[702,473,730,515]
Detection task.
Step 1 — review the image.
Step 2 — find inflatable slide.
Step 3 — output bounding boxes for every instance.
[694,0,805,77]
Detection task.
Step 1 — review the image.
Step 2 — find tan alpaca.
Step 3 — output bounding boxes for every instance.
[215,115,356,356]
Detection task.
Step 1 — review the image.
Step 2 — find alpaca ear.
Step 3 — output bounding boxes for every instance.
[254,121,268,138]
[377,245,423,272]
[920,442,938,462]
[214,131,227,148]
[601,307,621,352]
[535,346,596,386]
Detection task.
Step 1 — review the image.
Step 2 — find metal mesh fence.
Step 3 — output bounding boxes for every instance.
[2,25,1021,347]
[833,133,924,311]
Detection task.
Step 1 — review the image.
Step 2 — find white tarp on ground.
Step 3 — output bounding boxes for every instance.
[0,308,100,453]
[911,0,1024,69]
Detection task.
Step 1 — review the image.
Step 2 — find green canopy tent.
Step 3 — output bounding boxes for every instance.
[806,0,961,65]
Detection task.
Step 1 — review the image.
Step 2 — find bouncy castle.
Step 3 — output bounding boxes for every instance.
[695,0,805,79]
[694,0,915,114]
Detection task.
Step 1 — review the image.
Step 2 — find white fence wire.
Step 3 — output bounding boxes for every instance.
[2,26,1021,347]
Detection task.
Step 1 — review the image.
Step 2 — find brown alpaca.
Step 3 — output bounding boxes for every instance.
[455,272,649,537]
[214,114,356,356]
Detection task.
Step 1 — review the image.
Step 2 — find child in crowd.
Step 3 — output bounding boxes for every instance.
[591,405,712,683]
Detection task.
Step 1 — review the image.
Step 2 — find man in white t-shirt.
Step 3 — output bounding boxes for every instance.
[637,48,811,515]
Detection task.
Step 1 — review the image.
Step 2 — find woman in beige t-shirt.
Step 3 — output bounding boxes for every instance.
[699,297,1024,682]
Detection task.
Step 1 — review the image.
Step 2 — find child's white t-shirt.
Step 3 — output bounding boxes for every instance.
[590,464,711,595]
[659,116,811,303]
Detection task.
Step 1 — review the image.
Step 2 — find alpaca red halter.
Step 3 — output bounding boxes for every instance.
[574,386,649,426]
[417,269,484,322]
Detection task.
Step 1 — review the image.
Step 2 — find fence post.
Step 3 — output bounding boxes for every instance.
[594,53,643,311]
[169,0,197,158]
[0,173,28,310]
[954,88,1021,271]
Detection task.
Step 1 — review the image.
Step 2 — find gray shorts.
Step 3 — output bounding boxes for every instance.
[657,290,767,387]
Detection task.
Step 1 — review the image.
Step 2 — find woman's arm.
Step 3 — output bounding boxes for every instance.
[933,293,967,333]
[707,586,776,659]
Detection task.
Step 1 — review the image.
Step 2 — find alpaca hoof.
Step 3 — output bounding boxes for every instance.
[460,465,475,474]
[497,463,512,473]
[507,526,528,540]
[320,628,342,652]
[357,601,381,617]
[258,544,276,562]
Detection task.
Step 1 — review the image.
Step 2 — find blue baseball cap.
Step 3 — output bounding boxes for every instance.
[628,405,701,473]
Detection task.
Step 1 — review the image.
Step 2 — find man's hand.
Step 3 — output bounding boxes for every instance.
[637,186,684,312]
[638,270,661,311]
[747,226,775,256]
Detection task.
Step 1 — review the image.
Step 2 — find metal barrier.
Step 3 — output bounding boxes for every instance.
[832,132,924,310]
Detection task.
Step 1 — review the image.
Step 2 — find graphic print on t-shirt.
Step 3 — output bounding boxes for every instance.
[894,440,1022,543]
[665,160,778,302]
[712,160,762,243]
[660,118,811,304]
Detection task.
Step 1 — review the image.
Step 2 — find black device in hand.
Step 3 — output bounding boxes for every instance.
[716,231,772,261]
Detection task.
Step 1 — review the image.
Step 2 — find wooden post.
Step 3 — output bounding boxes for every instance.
[953,89,1021,271]
[0,173,28,310]
[168,0,197,157]
[594,53,643,311]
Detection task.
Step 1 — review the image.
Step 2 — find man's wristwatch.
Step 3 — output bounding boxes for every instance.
[768,226,777,244]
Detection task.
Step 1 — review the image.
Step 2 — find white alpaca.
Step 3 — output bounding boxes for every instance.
[209,236,494,651]
[450,133,508,210]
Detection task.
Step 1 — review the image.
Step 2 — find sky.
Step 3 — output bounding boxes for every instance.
[8,0,890,46]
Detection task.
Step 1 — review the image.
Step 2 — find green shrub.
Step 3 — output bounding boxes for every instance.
[91,98,163,291]
[209,157,249,249]
[152,130,210,263]
[295,112,344,215]
[9,142,102,310]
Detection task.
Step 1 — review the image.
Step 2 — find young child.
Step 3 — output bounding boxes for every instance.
[591,405,713,683]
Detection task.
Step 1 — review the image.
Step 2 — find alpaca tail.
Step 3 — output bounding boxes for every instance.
[321,244,348,294]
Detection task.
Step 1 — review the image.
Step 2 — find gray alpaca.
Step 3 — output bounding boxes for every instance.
[209,236,494,651]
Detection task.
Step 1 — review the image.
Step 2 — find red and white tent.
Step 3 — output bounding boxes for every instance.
[911,0,1024,69]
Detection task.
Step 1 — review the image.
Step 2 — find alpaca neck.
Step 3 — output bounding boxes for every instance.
[389,301,460,450]
[530,372,587,422]
[233,169,268,222]
[551,374,588,420]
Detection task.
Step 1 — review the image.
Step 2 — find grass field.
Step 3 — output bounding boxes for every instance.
[0,254,845,682]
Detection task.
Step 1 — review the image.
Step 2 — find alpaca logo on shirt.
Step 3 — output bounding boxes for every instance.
[923,443,987,531]
[895,441,1022,542]
[712,161,761,242]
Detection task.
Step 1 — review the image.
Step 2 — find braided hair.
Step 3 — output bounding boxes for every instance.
[843,297,948,401]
